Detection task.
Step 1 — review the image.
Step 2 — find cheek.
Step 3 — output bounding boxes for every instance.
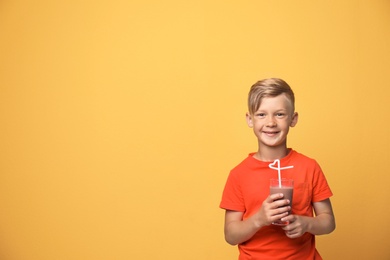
[253,121,264,129]
[280,121,292,131]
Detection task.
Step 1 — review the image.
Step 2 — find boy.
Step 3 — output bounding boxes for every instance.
[220,78,335,259]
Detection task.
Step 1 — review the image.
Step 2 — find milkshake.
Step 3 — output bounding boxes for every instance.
[269,179,294,226]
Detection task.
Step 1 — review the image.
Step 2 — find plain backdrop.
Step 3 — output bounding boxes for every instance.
[1,1,389,259]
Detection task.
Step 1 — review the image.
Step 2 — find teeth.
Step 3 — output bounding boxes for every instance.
[264,132,278,135]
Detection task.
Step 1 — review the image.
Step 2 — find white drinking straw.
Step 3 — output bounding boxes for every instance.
[268,159,294,187]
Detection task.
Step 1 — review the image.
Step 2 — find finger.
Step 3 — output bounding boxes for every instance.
[285,230,302,239]
[285,232,297,239]
[274,199,291,208]
[273,211,289,221]
[268,193,284,202]
[281,214,294,223]
[272,206,291,217]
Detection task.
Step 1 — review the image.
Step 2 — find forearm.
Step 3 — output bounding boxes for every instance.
[224,194,292,245]
[224,215,263,245]
[306,212,335,235]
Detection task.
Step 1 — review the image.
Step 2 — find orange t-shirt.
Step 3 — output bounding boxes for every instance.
[220,149,333,260]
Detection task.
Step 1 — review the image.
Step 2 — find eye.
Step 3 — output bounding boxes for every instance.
[276,113,286,118]
[256,113,266,118]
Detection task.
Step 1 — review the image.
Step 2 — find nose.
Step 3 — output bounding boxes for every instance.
[266,116,277,127]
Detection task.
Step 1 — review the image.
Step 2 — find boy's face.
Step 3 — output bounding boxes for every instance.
[246,93,298,149]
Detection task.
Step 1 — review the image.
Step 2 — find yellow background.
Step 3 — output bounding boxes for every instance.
[1,1,389,259]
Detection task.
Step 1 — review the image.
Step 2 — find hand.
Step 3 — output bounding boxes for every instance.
[255,193,291,227]
[281,215,309,238]
[281,199,336,238]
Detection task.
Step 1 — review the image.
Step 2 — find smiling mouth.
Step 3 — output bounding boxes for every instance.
[263,131,279,136]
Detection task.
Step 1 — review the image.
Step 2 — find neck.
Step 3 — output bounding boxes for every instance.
[253,146,289,162]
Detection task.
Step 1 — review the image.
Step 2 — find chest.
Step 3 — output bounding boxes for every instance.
[240,166,314,216]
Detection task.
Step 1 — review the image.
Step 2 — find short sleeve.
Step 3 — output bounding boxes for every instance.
[312,162,333,202]
[219,170,246,212]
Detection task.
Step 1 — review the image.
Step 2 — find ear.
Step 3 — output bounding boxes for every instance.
[246,112,254,128]
[290,112,298,127]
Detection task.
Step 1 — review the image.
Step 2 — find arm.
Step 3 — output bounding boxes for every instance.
[282,198,335,238]
[224,193,291,245]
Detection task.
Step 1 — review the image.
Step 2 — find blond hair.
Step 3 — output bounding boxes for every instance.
[248,78,295,114]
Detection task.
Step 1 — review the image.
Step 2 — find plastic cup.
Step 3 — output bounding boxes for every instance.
[269,179,294,226]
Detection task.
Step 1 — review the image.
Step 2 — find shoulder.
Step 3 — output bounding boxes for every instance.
[230,153,259,174]
[289,150,321,168]
[223,154,259,184]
